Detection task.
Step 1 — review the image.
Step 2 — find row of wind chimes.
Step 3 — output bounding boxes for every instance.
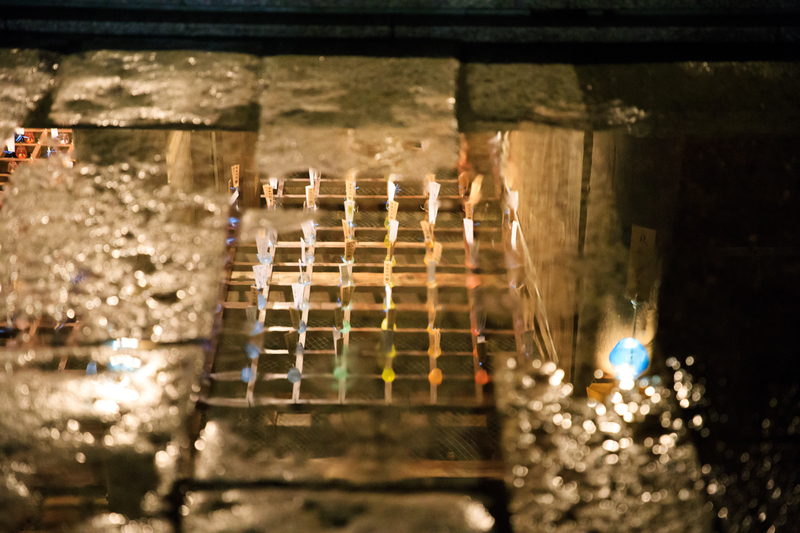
[380,175,400,400]
[241,161,280,404]
[423,173,444,403]
[284,169,322,400]
[462,174,490,396]
[336,170,358,401]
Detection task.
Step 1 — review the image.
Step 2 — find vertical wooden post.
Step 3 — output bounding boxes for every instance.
[506,125,584,380]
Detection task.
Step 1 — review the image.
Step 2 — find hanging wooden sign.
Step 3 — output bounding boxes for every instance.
[344,239,357,262]
[383,260,393,286]
[263,183,274,207]
[387,200,399,221]
[231,164,240,188]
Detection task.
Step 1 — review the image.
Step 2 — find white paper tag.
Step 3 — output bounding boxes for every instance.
[464,219,474,245]
[5,137,14,152]
[388,220,399,242]
[426,173,436,193]
[300,240,307,264]
[229,190,239,204]
[385,285,392,306]
[256,235,270,257]
[51,128,58,138]
[428,182,441,202]
[345,200,356,222]
[253,264,268,289]
[292,283,304,308]
[309,167,320,184]
[387,179,397,203]
[346,180,355,201]
[428,200,439,225]
[301,220,315,240]
[14,127,23,135]
[269,176,279,190]
[511,220,520,251]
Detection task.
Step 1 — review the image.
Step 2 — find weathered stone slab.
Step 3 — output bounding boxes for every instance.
[51,50,259,129]
[0,156,228,343]
[0,49,56,144]
[184,487,496,533]
[0,345,203,520]
[256,56,459,180]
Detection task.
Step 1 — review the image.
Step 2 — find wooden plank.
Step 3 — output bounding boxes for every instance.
[221,301,472,312]
[229,270,507,288]
[507,125,584,379]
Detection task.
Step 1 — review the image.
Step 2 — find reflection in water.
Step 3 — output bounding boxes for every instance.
[497,356,710,532]
[0,156,228,343]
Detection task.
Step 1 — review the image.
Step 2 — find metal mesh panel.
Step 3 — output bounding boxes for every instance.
[207,172,518,416]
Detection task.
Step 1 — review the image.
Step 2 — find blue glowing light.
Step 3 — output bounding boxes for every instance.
[241,367,253,382]
[245,343,259,359]
[609,337,649,379]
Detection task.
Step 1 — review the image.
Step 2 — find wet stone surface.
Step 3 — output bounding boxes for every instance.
[0,345,203,527]
[0,156,228,343]
[257,56,459,179]
[69,513,174,533]
[0,48,57,144]
[183,487,496,533]
[495,357,711,533]
[463,63,645,131]
[51,50,260,129]
[194,406,501,484]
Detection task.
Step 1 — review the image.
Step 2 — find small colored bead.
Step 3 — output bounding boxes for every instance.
[341,320,351,334]
[428,368,443,385]
[287,367,302,383]
[250,322,263,336]
[86,362,97,375]
[475,369,489,385]
[382,367,395,383]
[241,367,253,382]
[245,343,259,359]
[333,366,348,381]
[257,294,266,310]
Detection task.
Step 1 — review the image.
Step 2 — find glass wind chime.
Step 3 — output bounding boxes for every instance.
[608,298,650,390]
[380,176,401,386]
[423,173,444,393]
[335,170,358,391]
